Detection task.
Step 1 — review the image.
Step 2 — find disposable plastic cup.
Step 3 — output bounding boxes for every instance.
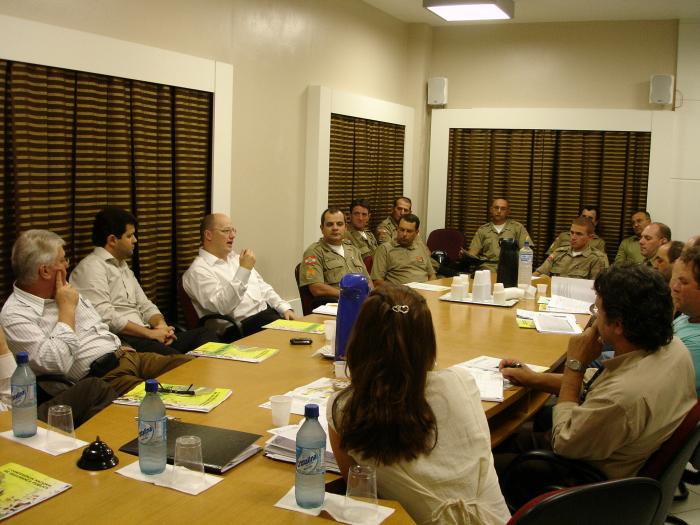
[344,465,378,523]
[46,405,76,451]
[537,283,548,297]
[334,360,349,379]
[270,395,293,427]
[324,320,336,350]
[172,435,205,490]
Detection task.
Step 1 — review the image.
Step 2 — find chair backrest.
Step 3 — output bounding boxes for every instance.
[363,255,373,273]
[639,399,700,525]
[294,263,315,316]
[507,477,662,525]
[426,228,464,262]
[177,274,200,330]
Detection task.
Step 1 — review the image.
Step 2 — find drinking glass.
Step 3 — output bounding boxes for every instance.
[344,464,378,523]
[172,435,205,490]
[46,404,76,452]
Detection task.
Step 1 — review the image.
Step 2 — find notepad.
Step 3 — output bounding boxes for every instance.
[189,342,279,363]
[262,319,325,334]
[113,383,232,413]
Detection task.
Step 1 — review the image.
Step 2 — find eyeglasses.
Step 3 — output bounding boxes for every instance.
[215,228,236,236]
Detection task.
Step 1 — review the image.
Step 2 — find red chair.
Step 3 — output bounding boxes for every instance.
[507,477,661,525]
[294,263,315,316]
[426,228,464,262]
[502,399,700,525]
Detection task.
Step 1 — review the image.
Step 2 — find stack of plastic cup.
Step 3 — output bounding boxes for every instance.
[492,283,506,305]
[472,270,492,302]
[451,274,469,301]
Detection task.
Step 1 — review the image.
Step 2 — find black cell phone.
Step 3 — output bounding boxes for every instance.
[290,338,313,345]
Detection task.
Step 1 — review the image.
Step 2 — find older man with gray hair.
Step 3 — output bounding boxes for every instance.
[0,230,191,396]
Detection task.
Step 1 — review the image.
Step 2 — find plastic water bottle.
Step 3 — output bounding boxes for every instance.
[295,404,326,508]
[517,240,534,286]
[11,352,37,437]
[138,379,167,475]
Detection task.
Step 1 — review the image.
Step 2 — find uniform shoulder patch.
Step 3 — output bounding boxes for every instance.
[304,255,317,265]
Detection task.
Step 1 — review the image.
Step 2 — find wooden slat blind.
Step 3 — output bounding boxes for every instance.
[328,113,405,231]
[446,128,650,266]
[0,59,212,322]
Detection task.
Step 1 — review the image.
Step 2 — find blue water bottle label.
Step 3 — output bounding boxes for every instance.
[296,447,325,474]
[138,418,166,444]
[11,384,35,407]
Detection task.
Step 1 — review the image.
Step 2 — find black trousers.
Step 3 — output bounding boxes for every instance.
[240,306,283,337]
[120,326,219,356]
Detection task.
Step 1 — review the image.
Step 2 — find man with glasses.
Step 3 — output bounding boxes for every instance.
[183,213,295,338]
[464,197,532,272]
[70,207,218,355]
[496,264,695,494]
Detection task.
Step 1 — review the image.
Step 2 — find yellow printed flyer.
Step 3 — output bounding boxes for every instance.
[0,463,70,520]
[261,319,325,334]
[189,342,279,363]
[113,382,232,413]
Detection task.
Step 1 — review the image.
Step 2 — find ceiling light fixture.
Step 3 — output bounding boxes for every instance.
[423,0,514,21]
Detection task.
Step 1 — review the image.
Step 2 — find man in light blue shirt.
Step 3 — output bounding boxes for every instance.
[671,245,700,394]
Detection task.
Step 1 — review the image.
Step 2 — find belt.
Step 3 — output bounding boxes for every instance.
[88,347,127,377]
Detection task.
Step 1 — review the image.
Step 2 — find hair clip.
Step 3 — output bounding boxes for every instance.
[392,305,409,314]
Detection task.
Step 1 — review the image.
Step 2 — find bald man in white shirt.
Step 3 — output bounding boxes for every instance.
[183,213,295,339]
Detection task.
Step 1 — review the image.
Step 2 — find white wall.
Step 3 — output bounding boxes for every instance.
[670,22,700,242]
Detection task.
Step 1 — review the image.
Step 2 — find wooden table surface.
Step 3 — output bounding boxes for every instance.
[0,277,588,524]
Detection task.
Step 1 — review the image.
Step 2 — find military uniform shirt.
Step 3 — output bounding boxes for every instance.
[370,240,435,285]
[614,236,643,264]
[546,231,606,256]
[468,219,532,272]
[376,216,398,244]
[345,226,378,259]
[299,239,369,288]
[536,245,609,279]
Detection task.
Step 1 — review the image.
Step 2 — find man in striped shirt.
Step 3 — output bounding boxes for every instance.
[0,230,191,396]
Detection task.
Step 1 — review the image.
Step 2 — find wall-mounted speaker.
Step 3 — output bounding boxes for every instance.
[649,74,674,105]
[428,77,448,106]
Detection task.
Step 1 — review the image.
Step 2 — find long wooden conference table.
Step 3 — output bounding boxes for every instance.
[0,277,588,523]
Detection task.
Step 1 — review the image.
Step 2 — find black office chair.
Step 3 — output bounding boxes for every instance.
[507,477,662,525]
[177,274,241,341]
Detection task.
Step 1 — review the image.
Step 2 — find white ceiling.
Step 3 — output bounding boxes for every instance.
[362,0,700,26]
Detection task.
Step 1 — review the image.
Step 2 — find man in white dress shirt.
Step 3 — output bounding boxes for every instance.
[183,213,295,339]
[0,230,191,397]
[70,207,218,355]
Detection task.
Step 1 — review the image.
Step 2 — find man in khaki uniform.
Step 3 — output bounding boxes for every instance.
[300,208,371,305]
[344,198,377,260]
[466,198,532,272]
[614,211,651,264]
[640,222,671,268]
[534,217,609,279]
[546,206,606,255]
[376,196,412,244]
[371,214,436,286]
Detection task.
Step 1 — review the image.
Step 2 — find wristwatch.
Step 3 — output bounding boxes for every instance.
[565,358,585,372]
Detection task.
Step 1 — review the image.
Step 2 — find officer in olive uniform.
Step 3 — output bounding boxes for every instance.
[344,198,378,260]
[535,217,609,279]
[639,222,672,269]
[546,206,605,256]
[614,210,651,264]
[376,196,412,244]
[466,198,532,272]
[371,214,435,286]
[300,208,371,306]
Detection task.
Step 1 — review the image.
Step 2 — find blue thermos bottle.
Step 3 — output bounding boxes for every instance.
[334,273,369,360]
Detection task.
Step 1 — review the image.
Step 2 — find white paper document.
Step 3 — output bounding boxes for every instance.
[406,282,450,292]
[312,303,338,316]
[259,377,342,415]
[263,420,340,473]
[533,313,582,334]
[0,428,88,456]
